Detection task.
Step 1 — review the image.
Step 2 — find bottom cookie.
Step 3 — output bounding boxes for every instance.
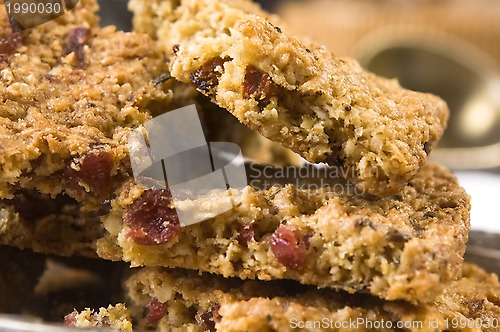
[65,304,133,332]
[67,263,500,332]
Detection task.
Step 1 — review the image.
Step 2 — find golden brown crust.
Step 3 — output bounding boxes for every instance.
[199,97,302,166]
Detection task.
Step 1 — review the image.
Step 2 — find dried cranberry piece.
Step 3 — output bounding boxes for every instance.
[237,222,255,246]
[270,225,310,269]
[125,190,181,245]
[64,150,114,199]
[145,298,168,326]
[63,311,77,326]
[0,32,23,62]
[243,65,282,109]
[190,57,230,95]
[66,27,91,67]
[195,304,221,332]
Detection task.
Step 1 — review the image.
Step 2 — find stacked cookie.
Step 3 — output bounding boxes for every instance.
[0,0,496,331]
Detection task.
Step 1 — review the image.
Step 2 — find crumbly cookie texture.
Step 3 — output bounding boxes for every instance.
[64,304,133,332]
[131,0,449,196]
[129,0,283,53]
[0,3,172,209]
[122,263,500,332]
[0,191,102,257]
[97,163,470,304]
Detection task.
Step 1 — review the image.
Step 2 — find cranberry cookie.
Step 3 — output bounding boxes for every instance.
[114,263,499,331]
[130,0,449,196]
[97,163,469,304]
[0,0,172,210]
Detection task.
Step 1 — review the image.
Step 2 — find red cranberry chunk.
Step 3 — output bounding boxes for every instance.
[66,27,91,67]
[190,57,230,95]
[64,150,114,199]
[63,311,78,326]
[0,32,23,62]
[125,190,181,245]
[195,304,221,332]
[145,298,168,326]
[270,225,310,269]
[64,310,78,326]
[243,65,281,109]
[237,222,255,246]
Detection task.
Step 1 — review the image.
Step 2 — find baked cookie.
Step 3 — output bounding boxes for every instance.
[0,191,102,257]
[97,163,469,304]
[64,304,133,332]
[128,0,283,53]
[0,163,470,303]
[115,263,500,331]
[0,0,172,210]
[130,0,449,196]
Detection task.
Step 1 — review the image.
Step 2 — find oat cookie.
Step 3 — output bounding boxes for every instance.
[0,191,102,257]
[118,263,500,331]
[0,163,469,303]
[0,1,172,209]
[64,304,133,332]
[130,0,449,196]
[97,163,469,304]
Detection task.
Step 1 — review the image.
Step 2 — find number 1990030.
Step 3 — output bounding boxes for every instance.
[5,1,63,15]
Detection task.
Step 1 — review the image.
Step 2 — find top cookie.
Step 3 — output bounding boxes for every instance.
[131,0,449,196]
